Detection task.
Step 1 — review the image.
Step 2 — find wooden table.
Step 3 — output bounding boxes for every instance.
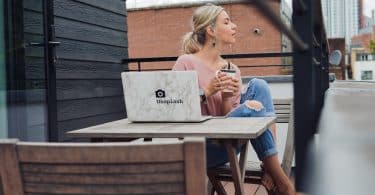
[67,117,276,195]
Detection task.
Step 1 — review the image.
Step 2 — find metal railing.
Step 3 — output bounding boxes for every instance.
[122,52,293,72]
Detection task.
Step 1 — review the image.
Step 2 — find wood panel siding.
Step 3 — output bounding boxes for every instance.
[54,0,128,141]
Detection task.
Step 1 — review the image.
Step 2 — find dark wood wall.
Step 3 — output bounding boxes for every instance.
[54,0,128,141]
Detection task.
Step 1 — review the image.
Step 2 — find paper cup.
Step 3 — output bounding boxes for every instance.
[220,69,236,93]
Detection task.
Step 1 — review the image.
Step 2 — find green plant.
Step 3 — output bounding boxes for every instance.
[369,40,375,54]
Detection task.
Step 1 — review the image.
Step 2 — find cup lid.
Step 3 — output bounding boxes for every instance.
[220,69,236,73]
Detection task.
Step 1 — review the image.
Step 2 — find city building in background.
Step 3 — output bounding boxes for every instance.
[351,50,375,81]
[328,38,347,80]
[351,26,375,52]
[322,0,360,48]
[358,10,375,35]
[350,10,375,81]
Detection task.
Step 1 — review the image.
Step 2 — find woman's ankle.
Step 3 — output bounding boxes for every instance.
[275,180,295,195]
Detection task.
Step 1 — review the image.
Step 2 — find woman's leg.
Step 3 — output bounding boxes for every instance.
[206,139,230,168]
[227,78,277,161]
[228,78,295,194]
[206,78,275,168]
[263,155,295,195]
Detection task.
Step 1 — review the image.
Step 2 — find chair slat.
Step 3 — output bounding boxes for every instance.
[21,162,183,174]
[274,105,291,109]
[276,118,290,123]
[276,114,290,119]
[24,183,185,194]
[22,171,184,185]
[17,143,184,163]
[276,109,291,114]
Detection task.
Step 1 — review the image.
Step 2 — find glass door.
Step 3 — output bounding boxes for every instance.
[0,0,7,138]
[6,0,57,141]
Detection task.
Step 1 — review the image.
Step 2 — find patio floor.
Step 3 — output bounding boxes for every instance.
[214,175,297,195]
[216,182,268,194]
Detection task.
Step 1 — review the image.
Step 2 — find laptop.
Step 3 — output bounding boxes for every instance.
[121,71,212,122]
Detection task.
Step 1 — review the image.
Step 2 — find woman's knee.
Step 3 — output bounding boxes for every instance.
[249,78,269,92]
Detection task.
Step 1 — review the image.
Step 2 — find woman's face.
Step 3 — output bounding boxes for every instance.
[213,11,237,45]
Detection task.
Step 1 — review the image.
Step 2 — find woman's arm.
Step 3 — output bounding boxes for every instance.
[222,99,235,114]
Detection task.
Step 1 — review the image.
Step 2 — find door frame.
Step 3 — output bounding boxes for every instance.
[43,0,58,141]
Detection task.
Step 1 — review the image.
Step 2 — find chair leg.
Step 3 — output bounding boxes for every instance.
[207,172,227,195]
[207,179,216,195]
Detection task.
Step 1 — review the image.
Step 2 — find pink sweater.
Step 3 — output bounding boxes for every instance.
[172,54,241,116]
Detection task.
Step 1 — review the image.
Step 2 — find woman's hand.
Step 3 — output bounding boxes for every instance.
[204,71,231,97]
[221,76,241,100]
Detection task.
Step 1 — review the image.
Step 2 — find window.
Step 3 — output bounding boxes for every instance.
[0,0,7,138]
[361,70,373,80]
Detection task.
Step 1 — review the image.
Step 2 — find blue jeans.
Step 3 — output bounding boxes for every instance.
[206,78,278,168]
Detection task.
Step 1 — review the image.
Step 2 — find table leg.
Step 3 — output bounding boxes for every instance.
[239,140,249,182]
[207,171,227,195]
[224,141,245,195]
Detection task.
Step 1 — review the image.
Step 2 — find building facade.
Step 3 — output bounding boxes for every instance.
[322,0,360,47]
[0,0,128,141]
[352,26,375,52]
[351,52,375,81]
[328,38,346,80]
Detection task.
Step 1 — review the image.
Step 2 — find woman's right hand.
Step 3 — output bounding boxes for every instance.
[204,71,231,97]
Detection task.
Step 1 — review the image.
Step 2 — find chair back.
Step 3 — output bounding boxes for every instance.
[0,138,206,195]
[274,99,294,176]
[274,98,292,123]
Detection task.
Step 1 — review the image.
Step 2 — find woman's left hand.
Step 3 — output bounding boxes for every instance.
[221,77,241,100]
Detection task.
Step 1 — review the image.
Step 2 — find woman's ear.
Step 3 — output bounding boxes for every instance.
[206,26,215,37]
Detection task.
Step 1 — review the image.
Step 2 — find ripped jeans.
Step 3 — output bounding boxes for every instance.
[206,78,277,168]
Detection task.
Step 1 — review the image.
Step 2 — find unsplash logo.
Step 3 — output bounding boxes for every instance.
[155,89,166,98]
[155,89,183,105]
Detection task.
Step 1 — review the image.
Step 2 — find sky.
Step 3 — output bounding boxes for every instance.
[363,0,375,17]
[128,0,375,17]
[285,0,375,17]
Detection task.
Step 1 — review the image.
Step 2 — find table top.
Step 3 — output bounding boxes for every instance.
[66,117,276,139]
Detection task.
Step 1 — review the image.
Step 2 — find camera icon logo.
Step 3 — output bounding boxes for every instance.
[155,89,166,98]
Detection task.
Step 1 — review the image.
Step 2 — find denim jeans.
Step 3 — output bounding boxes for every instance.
[206,78,278,168]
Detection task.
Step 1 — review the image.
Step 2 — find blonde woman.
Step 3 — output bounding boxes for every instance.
[172,3,295,195]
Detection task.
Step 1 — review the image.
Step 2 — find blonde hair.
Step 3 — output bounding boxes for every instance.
[182,3,224,54]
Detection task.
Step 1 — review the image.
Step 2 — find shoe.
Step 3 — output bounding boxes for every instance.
[261,172,277,195]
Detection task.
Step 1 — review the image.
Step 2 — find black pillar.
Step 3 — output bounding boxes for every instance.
[293,0,315,191]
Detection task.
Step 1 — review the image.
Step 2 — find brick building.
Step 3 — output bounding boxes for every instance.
[328,38,346,80]
[127,1,292,76]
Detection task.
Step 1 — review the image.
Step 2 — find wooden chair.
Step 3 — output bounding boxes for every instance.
[207,99,294,195]
[0,137,206,195]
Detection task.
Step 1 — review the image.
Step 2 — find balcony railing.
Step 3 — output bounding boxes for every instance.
[122,52,293,72]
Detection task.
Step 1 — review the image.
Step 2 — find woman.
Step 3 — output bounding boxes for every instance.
[172,3,295,195]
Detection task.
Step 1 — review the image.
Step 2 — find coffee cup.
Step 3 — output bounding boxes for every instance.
[220,69,236,93]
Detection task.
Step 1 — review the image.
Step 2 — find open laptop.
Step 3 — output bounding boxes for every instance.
[121,71,212,122]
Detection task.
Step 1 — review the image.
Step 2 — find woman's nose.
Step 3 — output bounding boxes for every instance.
[232,23,237,30]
